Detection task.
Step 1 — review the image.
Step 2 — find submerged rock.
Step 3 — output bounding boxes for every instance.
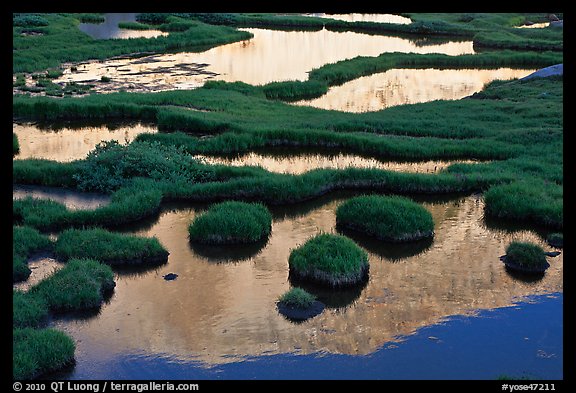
[163,273,178,281]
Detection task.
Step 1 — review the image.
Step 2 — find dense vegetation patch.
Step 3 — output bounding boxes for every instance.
[189,201,272,244]
[13,226,53,282]
[13,290,50,329]
[501,241,549,272]
[288,233,369,287]
[13,327,75,380]
[336,195,434,242]
[29,258,115,312]
[54,228,169,265]
[278,287,317,309]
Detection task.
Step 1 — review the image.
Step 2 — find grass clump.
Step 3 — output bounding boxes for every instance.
[189,201,272,244]
[503,241,548,271]
[13,290,50,329]
[54,227,168,265]
[13,327,75,380]
[288,233,369,287]
[484,179,562,229]
[13,226,53,282]
[278,287,317,309]
[547,232,563,248]
[29,258,115,312]
[13,132,20,155]
[336,195,434,242]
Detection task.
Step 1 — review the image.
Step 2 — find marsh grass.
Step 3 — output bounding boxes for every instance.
[13,226,53,282]
[504,241,548,270]
[13,327,75,380]
[336,195,434,242]
[189,201,272,244]
[29,258,115,312]
[546,233,563,248]
[13,132,20,155]
[54,227,168,265]
[13,290,50,329]
[278,287,316,309]
[288,233,369,287]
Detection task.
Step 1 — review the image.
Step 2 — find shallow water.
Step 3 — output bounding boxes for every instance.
[195,150,480,175]
[293,67,536,112]
[54,28,474,92]
[47,192,562,378]
[78,13,168,39]
[13,121,157,162]
[13,184,111,210]
[302,13,412,24]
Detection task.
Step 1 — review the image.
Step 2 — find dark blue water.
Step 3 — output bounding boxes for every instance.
[53,292,562,380]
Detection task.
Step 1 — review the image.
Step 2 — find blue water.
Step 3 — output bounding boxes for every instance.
[57,292,563,380]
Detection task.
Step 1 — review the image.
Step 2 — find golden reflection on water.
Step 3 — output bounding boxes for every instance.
[293,68,537,112]
[304,13,412,24]
[195,152,478,175]
[12,122,157,162]
[54,28,474,92]
[52,195,563,366]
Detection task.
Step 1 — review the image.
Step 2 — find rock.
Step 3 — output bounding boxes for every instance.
[163,273,178,281]
[520,64,563,81]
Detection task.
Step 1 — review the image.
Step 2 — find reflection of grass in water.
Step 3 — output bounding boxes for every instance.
[288,272,368,309]
[190,237,269,263]
[337,225,434,262]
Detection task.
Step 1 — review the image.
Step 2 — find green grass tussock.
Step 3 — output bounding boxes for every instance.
[13,226,53,282]
[13,290,50,329]
[504,241,547,269]
[278,287,317,309]
[54,228,168,265]
[189,201,272,244]
[336,195,434,242]
[29,258,115,312]
[288,233,369,287]
[13,327,75,380]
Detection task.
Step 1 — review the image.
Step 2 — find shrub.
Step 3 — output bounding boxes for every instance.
[288,233,369,287]
[336,195,434,242]
[73,140,216,193]
[13,14,49,27]
[278,287,316,309]
[13,328,75,380]
[189,201,272,244]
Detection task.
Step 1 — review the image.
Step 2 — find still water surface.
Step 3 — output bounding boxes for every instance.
[55,27,474,92]
[293,67,536,112]
[79,13,168,39]
[44,192,561,377]
[302,13,412,24]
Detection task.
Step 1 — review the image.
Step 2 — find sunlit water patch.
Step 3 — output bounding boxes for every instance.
[302,13,412,24]
[47,193,562,375]
[293,67,536,112]
[53,28,475,93]
[13,121,157,162]
[195,150,480,174]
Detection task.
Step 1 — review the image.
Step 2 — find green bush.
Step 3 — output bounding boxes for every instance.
[54,227,168,265]
[13,327,75,380]
[189,201,272,244]
[336,195,434,242]
[13,14,49,27]
[288,233,369,287]
[30,258,115,312]
[278,287,316,309]
[504,241,547,269]
[73,140,216,193]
